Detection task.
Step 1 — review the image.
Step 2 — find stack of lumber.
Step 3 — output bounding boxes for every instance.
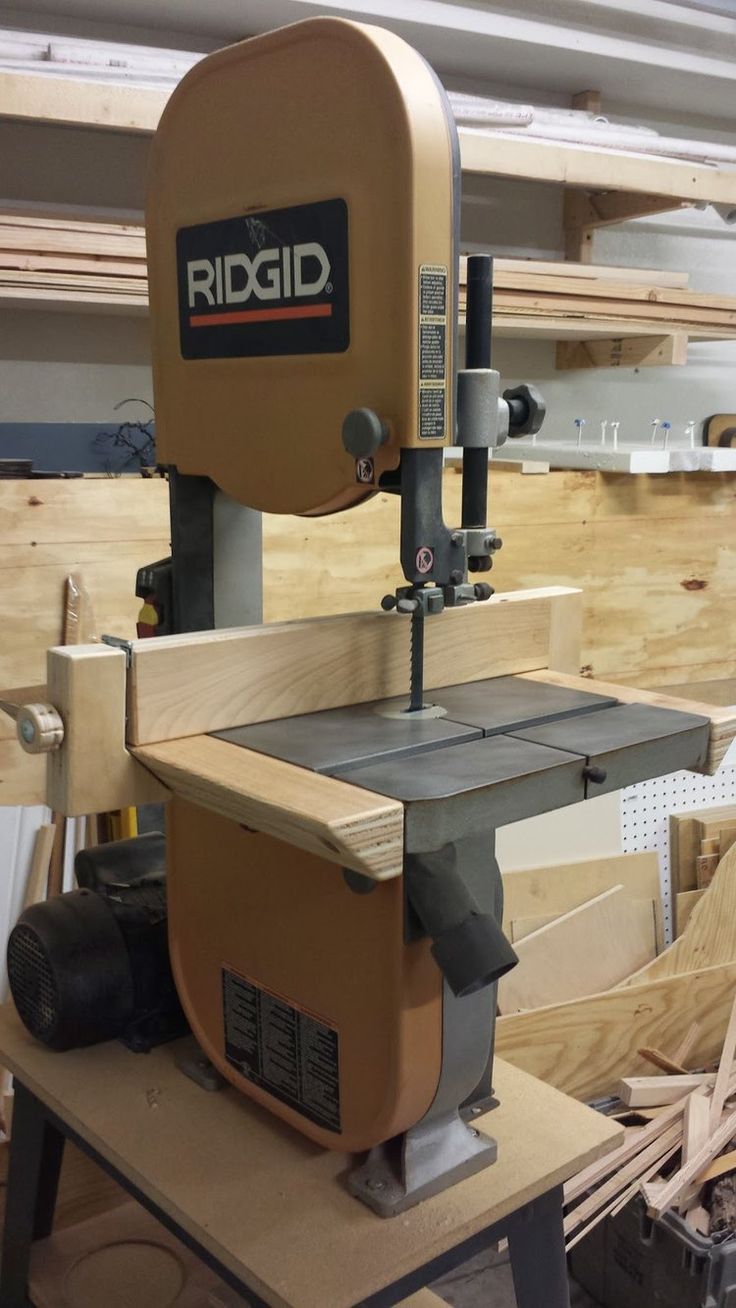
[0,213,147,310]
[563,997,736,1250]
[461,256,736,345]
[671,804,736,933]
[4,210,735,349]
[496,842,736,1104]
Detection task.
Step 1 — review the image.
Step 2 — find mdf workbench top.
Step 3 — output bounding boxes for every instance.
[0,1005,622,1308]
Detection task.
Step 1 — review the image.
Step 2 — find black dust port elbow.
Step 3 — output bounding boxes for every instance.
[404,843,518,998]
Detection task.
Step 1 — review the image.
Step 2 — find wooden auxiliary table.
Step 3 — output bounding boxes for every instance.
[0,1006,621,1308]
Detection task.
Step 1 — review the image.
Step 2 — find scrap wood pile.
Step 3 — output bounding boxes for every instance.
[0,212,147,309]
[459,256,736,341]
[563,995,736,1252]
[495,806,736,1113]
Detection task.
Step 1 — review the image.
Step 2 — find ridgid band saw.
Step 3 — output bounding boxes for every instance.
[7,18,715,1218]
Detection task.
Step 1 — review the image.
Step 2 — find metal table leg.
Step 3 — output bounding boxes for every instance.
[0,1080,65,1308]
[507,1185,570,1308]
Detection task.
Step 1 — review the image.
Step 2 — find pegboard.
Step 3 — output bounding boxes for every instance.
[621,767,736,944]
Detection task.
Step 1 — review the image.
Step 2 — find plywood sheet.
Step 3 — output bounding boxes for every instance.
[261,467,736,689]
[498,888,656,1013]
[619,843,736,986]
[497,961,736,1101]
[501,850,663,951]
[133,735,403,881]
[0,478,170,689]
[677,889,706,937]
[6,468,736,754]
[127,588,577,746]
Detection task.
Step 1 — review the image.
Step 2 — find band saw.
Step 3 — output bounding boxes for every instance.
[6,17,717,1219]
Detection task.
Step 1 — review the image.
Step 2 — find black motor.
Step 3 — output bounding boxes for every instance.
[7,831,187,1052]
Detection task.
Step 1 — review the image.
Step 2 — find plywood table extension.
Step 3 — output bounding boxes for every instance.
[0,1007,621,1308]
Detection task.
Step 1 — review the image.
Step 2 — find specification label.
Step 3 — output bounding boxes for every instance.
[222,967,341,1132]
[418,264,447,439]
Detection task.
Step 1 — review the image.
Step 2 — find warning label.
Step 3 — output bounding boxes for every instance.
[222,967,341,1133]
[418,264,447,440]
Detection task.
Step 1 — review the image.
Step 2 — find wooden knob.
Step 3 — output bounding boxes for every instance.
[16,703,64,754]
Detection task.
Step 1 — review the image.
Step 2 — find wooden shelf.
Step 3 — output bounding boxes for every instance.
[3,67,736,211]
[458,129,736,208]
[3,210,736,372]
[0,69,166,135]
[3,291,734,371]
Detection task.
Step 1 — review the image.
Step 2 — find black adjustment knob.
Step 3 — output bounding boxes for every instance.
[473,583,494,601]
[503,383,546,438]
[342,408,388,459]
[583,764,608,785]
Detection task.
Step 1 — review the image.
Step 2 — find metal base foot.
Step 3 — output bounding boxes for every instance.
[176,1038,225,1092]
[348,1111,497,1217]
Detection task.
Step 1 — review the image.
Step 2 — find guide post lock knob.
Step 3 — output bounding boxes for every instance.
[503,384,546,439]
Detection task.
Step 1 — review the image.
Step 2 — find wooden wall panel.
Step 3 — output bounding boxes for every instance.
[0,478,170,689]
[262,467,736,689]
[2,465,733,703]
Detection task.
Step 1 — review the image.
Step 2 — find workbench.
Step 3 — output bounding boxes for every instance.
[0,1005,621,1308]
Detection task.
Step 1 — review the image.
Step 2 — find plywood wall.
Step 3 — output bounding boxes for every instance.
[0,477,171,690]
[263,466,736,691]
[2,465,733,695]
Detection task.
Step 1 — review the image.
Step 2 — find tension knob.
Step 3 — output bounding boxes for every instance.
[17,703,64,755]
[341,408,389,459]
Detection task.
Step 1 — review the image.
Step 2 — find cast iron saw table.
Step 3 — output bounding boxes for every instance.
[217,673,711,844]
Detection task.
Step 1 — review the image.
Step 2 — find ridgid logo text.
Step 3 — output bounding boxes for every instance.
[187,243,332,327]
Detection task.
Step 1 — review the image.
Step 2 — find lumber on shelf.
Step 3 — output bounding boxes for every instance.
[0,214,147,311]
[3,211,734,357]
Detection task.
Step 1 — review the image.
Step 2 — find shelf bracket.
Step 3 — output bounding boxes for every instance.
[564,189,694,263]
[556,334,688,371]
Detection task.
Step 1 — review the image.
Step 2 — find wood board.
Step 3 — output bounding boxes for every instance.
[457,129,736,208]
[501,850,663,950]
[498,888,656,1013]
[670,806,736,893]
[618,843,736,987]
[677,889,706,936]
[497,961,736,1101]
[47,645,168,819]
[0,1005,621,1308]
[511,896,655,946]
[3,209,730,362]
[133,734,404,881]
[125,587,580,746]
